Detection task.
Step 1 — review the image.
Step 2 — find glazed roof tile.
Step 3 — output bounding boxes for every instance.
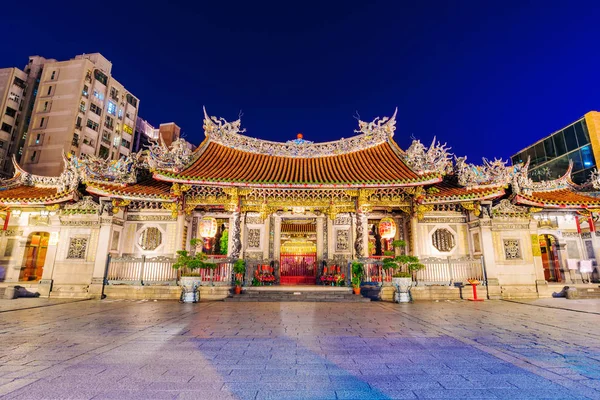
[86,179,173,200]
[424,181,506,203]
[516,189,600,208]
[0,186,73,205]
[156,141,440,187]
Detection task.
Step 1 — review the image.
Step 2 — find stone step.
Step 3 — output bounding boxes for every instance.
[224,291,370,302]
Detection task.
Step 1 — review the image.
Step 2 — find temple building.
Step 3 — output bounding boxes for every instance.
[0,109,598,300]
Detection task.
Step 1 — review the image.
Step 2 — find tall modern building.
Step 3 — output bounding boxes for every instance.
[0,68,27,177]
[511,111,600,184]
[9,53,140,176]
[132,118,182,153]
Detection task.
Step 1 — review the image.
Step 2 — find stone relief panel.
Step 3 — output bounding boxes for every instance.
[503,239,522,260]
[334,214,352,226]
[111,231,120,252]
[335,229,350,252]
[247,228,261,249]
[67,237,88,259]
[566,240,581,259]
[585,240,595,260]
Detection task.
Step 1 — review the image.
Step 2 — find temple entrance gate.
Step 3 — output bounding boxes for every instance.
[279,220,317,285]
[19,232,50,281]
[539,234,562,282]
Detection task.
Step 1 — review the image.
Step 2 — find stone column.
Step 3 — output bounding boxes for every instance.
[230,211,242,259]
[354,212,368,258]
[39,226,60,297]
[478,218,501,299]
[316,216,324,260]
[88,217,113,298]
[410,215,419,256]
[273,215,282,261]
[529,221,547,294]
[174,213,187,252]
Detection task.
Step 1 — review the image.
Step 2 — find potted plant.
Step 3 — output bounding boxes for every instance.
[172,238,217,303]
[233,259,246,295]
[351,261,364,295]
[384,254,424,303]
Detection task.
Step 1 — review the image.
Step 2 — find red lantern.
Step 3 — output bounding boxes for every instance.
[199,217,218,238]
[379,217,396,239]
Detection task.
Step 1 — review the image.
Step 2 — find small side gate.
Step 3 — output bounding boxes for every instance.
[279,253,316,285]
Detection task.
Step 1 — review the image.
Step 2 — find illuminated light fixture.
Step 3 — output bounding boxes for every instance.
[11,209,22,216]
[199,216,218,238]
[292,206,305,214]
[40,210,50,217]
[379,217,397,239]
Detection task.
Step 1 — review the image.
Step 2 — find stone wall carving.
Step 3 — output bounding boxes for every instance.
[334,214,352,225]
[432,228,455,252]
[247,228,261,249]
[336,229,350,252]
[126,214,176,221]
[503,239,522,260]
[67,237,88,259]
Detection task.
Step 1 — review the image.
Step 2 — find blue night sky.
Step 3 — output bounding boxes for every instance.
[3,0,600,162]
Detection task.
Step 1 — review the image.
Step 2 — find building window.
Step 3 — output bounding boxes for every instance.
[46,86,52,96]
[86,119,99,131]
[432,228,455,252]
[105,116,114,129]
[138,227,162,251]
[93,70,108,85]
[503,239,522,260]
[102,130,111,143]
[110,87,118,100]
[79,101,86,113]
[50,71,56,80]
[76,116,82,129]
[30,150,37,162]
[67,237,88,259]
[72,133,80,147]
[35,134,41,145]
[126,94,137,108]
[98,145,109,159]
[121,138,131,148]
[90,103,102,116]
[5,107,16,118]
[123,124,133,134]
[118,109,123,120]
[43,101,49,112]
[107,101,117,116]
[93,90,104,101]
[39,117,44,128]
[8,92,20,103]
[13,77,26,89]
[82,85,89,97]
[1,123,12,133]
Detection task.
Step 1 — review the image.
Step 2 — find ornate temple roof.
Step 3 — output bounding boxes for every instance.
[0,185,75,205]
[422,181,506,204]
[515,189,600,209]
[86,179,173,201]
[151,109,445,188]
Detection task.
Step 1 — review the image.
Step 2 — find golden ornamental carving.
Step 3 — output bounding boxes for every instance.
[45,204,61,211]
[171,183,192,196]
[161,202,180,218]
[184,203,196,216]
[111,199,131,213]
[528,207,543,214]
[415,204,434,220]
[405,186,425,200]
[460,202,481,217]
[343,189,359,197]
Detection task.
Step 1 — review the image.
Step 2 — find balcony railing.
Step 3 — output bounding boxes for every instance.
[106,254,233,286]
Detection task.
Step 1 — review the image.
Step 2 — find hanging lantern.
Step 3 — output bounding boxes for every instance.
[199,217,218,238]
[379,217,396,239]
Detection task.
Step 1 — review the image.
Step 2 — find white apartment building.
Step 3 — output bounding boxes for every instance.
[0,68,27,176]
[20,53,139,176]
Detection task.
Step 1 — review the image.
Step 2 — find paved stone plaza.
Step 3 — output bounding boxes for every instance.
[1,299,600,399]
